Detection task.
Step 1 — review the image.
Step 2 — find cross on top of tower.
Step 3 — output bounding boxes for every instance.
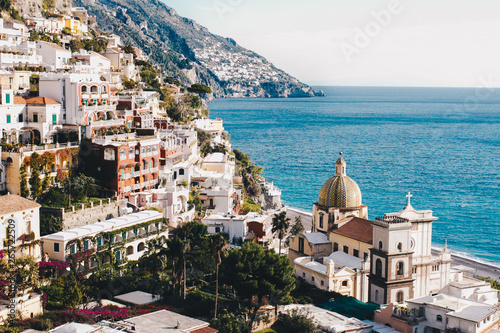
[406,192,413,205]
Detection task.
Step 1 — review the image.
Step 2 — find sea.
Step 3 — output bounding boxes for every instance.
[208,86,500,265]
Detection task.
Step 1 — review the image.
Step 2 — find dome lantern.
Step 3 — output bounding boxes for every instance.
[318,157,362,209]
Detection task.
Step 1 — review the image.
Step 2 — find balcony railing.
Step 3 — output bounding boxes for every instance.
[90,119,125,128]
[80,104,117,113]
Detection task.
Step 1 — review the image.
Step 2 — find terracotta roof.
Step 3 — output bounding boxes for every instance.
[330,217,373,245]
[14,96,26,104]
[24,96,60,105]
[0,195,40,216]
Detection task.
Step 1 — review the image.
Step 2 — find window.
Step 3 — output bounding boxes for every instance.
[353,249,359,258]
[129,147,134,156]
[376,259,383,276]
[70,244,76,254]
[311,276,315,282]
[116,251,121,261]
[90,85,98,93]
[397,242,402,251]
[397,291,404,303]
[54,243,60,252]
[147,146,152,153]
[104,148,115,161]
[101,85,107,94]
[397,261,404,276]
[321,280,324,286]
[333,242,339,252]
[122,232,126,240]
[52,114,57,125]
[5,93,10,104]
[97,237,102,246]
[412,266,417,274]
[81,85,88,94]
[215,227,221,233]
[342,280,348,287]
[319,213,324,229]
[141,146,145,154]
[120,148,127,160]
[343,245,349,254]
[6,114,11,123]
[179,168,185,175]
[298,237,304,253]
[302,272,306,278]
[18,114,23,122]
[436,315,442,322]
[379,241,383,250]
[33,114,38,122]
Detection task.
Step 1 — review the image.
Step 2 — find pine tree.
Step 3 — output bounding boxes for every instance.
[42,172,51,192]
[19,164,29,198]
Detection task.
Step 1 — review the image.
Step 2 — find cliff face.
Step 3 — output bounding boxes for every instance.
[72,0,322,98]
[12,0,72,17]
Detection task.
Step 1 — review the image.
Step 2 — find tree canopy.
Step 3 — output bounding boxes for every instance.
[188,83,212,95]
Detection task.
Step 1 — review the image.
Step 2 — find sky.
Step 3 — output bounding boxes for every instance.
[161,0,500,87]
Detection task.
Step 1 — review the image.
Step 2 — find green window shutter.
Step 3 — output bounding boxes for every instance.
[84,240,89,250]
[52,114,57,125]
[6,115,11,123]
[6,94,10,104]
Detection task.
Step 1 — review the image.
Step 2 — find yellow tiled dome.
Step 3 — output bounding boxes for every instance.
[318,157,362,208]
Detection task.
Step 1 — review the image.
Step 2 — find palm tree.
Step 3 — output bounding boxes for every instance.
[272,211,291,256]
[165,237,190,298]
[209,233,228,318]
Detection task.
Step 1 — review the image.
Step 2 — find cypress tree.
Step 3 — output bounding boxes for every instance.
[19,164,29,198]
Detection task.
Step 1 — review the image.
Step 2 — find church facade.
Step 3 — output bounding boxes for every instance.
[290,156,452,305]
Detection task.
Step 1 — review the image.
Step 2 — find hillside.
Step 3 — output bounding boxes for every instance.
[72,0,323,98]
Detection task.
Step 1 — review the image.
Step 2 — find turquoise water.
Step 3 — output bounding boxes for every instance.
[208,86,500,264]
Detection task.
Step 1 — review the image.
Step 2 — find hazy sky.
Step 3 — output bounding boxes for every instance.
[162,0,500,87]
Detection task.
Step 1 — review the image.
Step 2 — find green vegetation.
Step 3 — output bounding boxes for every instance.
[290,216,305,236]
[479,277,500,290]
[62,27,72,35]
[188,83,213,96]
[69,36,108,53]
[234,149,264,198]
[221,242,295,330]
[242,197,261,213]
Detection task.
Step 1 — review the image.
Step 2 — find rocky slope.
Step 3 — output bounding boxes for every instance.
[72,0,323,98]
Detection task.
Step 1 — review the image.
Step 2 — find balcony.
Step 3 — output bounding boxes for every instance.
[90,119,125,129]
[120,186,131,193]
[150,179,159,186]
[80,104,117,113]
[133,183,142,190]
[120,173,131,181]
[150,167,159,173]
[132,171,141,177]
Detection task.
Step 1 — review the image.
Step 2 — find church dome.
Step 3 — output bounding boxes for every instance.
[318,157,362,208]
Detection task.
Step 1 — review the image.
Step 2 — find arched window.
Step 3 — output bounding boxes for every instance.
[81,85,87,94]
[397,291,404,303]
[397,261,404,276]
[119,148,127,160]
[319,213,324,229]
[90,85,98,94]
[376,259,383,276]
[129,147,134,157]
[436,315,442,322]
[397,242,402,251]
[379,241,383,250]
[101,85,107,94]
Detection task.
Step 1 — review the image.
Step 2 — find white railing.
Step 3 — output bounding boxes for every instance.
[90,119,125,128]
[80,104,117,113]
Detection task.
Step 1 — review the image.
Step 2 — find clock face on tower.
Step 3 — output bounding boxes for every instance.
[410,238,415,250]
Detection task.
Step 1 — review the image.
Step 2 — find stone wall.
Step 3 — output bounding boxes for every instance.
[12,0,72,17]
[41,200,120,230]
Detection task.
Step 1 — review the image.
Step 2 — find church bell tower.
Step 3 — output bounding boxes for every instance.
[368,213,414,305]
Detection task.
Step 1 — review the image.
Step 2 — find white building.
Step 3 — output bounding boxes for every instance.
[0,89,63,145]
[41,211,167,264]
[39,72,119,138]
[202,213,248,244]
[72,50,111,73]
[0,194,43,321]
[0,18,29,49]
[201,152,235,176]
[36,41,72,70]
[294,251,371,301]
